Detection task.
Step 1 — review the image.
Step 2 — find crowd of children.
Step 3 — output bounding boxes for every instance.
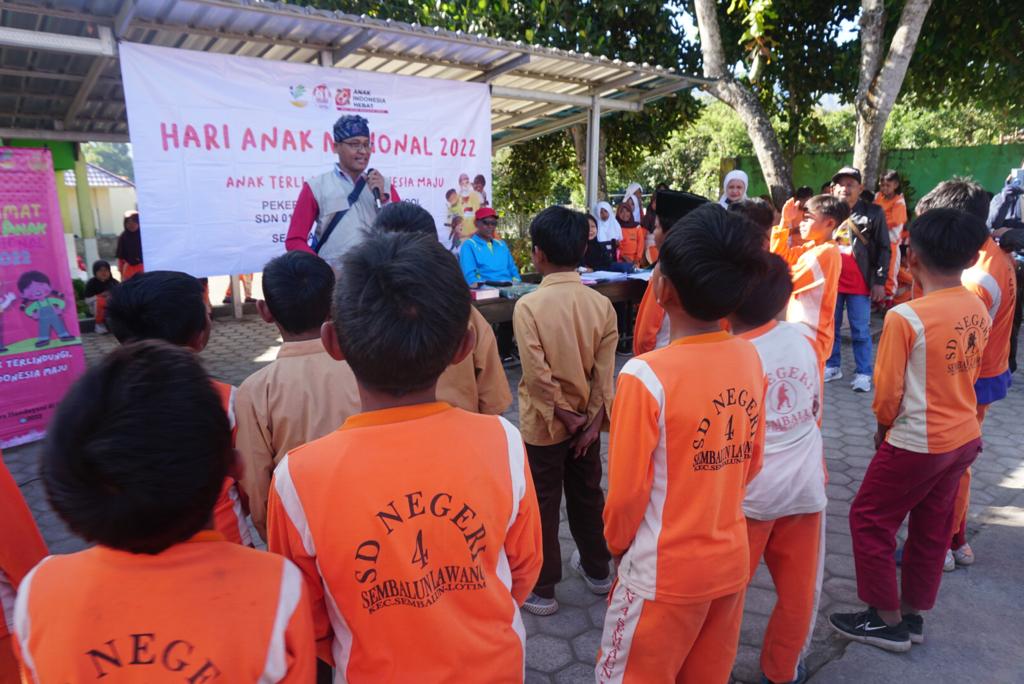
[2,165,1019,684]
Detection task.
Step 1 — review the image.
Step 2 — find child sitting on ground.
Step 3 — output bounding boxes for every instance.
[829,208,990,652]
[235,251,361,542]
[729,254,827,684]
[598,204,767,683]
[83,260,118,334]
[12,341,314,681]
[106,271,253,546]
[513,206,618,616]
[267,232,541,679]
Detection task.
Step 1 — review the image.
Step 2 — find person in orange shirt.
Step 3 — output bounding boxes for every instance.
[780,186,815,234]
[771,194,847,369]
[266,232,542,680]
[513,207,618,616]
[106,271,253,547]
[0,451,48,682]
[875,170,910,306]
[598,204,767,684]
[373,201,512,415]
[914,179,1017,570]
[235,251,361,542]
[728,256,826,684]
[616,202,645,266]
[13,341,315,682]
[829,208,990,653]
[633,189,710,356]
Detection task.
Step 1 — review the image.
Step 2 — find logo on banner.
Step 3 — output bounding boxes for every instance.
[288,85,308,108]
[335,86,389,114]
[312,84,330,108]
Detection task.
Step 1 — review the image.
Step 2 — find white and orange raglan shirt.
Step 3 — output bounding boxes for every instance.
[739,321,826,521]
[13,532,315,682]
[962,236,1017,401]
[874,286,990,453]
[267,403,542,680]
[210,380,253,546]
[604,331,766,604]
[875,194,908,297]
[771,227,841,369]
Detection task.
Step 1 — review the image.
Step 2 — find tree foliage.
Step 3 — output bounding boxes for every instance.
[82,142,134,181]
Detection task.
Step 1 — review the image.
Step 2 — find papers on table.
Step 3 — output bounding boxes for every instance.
[586,270,630,282]
[627,270,653,282]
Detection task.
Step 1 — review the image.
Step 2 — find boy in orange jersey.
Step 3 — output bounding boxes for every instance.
[829,208,990,652]
[770,194,846,369]
[514,206,618,616]
[598,204,767,684]
[915,179,1017,569]
[875,170,910,306]
[373,201,512,415]
[780,186,815,234]
[266,232,542,679]
[13,341,314,682]
[633,189,710,355]
[106,272,254,546]
[0,451,48,681]
[729,255,826,684]
[236,251,361,543]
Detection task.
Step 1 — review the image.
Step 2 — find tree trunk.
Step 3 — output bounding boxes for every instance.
[853,0,933,189]
[693,0,793,208]
[569,125,608,206]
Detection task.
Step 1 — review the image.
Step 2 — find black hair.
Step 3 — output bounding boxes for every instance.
[529,205,588,267]
[908,208,989,276]
[445,188,457,200]
[17,270,50,292]
[733,253,793,327]
[473,174,486,186]
[820,182,832,194]
[659,204,766,321]
[880,169,902,192]
[92,260,111,276]
[42,340,230,554]
[373,201,437,236]
[861,189,876,204]
[728,198,775,239]
[795,186,814,201]
[106,271,207,346]
[262,251,336,335]
[805,194,851,224]
[333,232,470,396]
[915,177,990,222]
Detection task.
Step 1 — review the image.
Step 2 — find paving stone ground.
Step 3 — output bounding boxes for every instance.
[6,313,1024,682]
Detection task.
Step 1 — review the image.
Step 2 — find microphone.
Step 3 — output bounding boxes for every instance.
[368,168,382,209]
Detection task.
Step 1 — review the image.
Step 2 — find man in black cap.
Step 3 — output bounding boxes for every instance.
[285,114,398,267]
[826,166,890,393]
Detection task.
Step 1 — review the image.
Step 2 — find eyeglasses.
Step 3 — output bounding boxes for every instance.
[338,141,372,152]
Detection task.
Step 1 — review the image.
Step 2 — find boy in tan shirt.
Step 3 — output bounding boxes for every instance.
[513,206,618,616]
[235,251,361,541]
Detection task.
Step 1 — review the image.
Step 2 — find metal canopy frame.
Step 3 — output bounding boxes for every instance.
[0,0,708,206]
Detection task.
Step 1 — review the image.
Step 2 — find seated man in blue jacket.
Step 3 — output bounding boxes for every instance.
[460,207,522,286]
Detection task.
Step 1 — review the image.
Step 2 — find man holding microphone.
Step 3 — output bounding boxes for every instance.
[285,114,398,267]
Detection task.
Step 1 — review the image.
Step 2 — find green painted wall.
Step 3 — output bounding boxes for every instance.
[730,144,1024,209]
[5,139,76,170]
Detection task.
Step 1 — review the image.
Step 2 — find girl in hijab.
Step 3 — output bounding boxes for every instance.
[593,201,622,243]
[718,169,749,208]
[624,182,644,224]
[616,203,644,266]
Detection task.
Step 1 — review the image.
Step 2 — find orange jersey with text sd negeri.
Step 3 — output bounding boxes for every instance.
[874,193,909,243]
[962,236,1017,380]
[874,286,990,453]
[787,242,841,368]
[13,532,314,683]
[605,332,766,603]
[211,380,253,546]
[267,403,542,681]
[1,452,48,642]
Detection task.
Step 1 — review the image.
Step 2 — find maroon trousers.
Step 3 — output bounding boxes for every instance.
[850,438,981,612]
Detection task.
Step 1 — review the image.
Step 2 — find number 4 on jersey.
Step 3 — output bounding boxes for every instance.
[725,414,735,441]
[411,530,429,569]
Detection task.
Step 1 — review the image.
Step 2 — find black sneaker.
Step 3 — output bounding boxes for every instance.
[828,607,911,653]
[903,613,924,644]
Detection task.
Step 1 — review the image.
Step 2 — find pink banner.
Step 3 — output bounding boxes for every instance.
[1,147,86,448]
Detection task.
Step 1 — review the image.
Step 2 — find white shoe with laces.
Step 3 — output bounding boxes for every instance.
[952,542,975,566]
[824,366,843,383]
[851,374,872,393]
[943,548,956,572]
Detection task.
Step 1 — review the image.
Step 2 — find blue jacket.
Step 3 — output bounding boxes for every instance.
[459,234,521,285]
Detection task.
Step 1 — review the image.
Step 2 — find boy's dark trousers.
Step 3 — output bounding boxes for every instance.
[526,437,612,599]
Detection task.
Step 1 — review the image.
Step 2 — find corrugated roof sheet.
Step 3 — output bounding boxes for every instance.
[63,161,134,187]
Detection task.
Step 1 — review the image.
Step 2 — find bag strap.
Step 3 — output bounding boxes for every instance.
[312,176,368,254]
[839,217,869,246]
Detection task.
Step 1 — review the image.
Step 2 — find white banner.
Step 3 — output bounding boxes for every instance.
[119,42,492,276]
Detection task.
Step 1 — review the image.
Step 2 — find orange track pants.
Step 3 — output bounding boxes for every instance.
[950,403,989,548]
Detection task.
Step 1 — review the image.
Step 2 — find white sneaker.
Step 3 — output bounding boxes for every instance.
[952,542,975,566]
[571,550,613,595]
[824,366,843,383]
[94,323,108,335]
[851,374,872,392]
[942,548,956,572]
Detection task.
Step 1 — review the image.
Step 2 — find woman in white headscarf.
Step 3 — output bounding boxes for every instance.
[624,182,644,223]
[593,201,622,243]
[718,170,749,208]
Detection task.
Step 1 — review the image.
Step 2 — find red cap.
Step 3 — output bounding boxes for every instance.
[475,207,498,221]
